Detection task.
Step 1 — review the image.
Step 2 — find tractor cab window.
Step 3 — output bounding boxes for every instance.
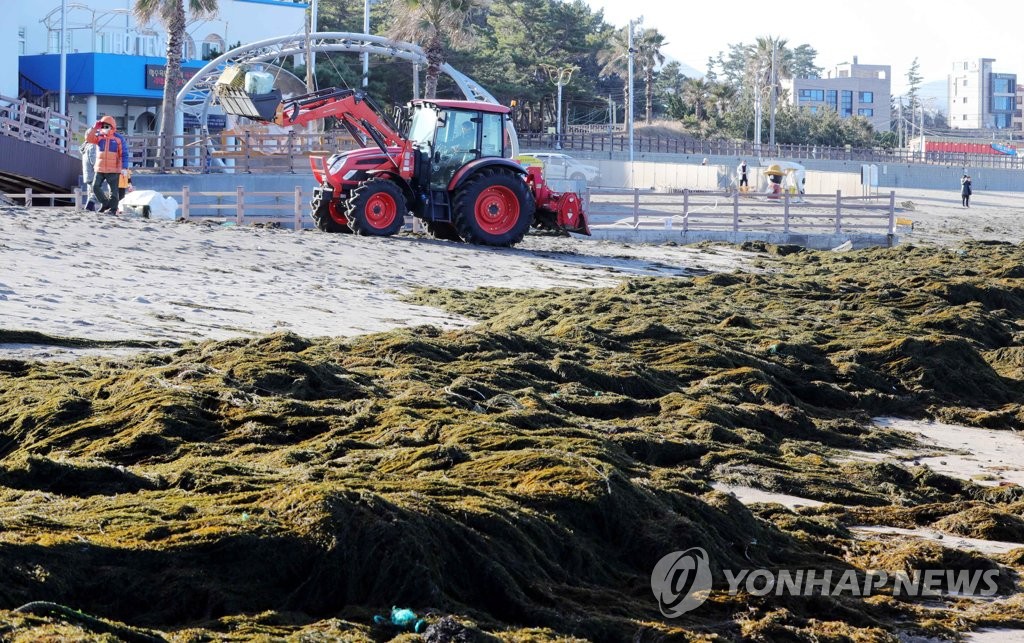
[431,110,482,188]
[407,104,441,155]
[480,113,504,157]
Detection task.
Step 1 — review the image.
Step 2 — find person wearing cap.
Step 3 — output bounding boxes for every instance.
[85,115,130,213]
[960,173,972,208]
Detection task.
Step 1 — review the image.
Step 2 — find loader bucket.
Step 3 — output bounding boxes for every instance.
[215,86,283,123]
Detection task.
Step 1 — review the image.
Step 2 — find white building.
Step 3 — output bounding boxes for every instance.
[948,59,1017,130]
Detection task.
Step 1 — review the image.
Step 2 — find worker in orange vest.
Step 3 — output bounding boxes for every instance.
[85,115,130,213]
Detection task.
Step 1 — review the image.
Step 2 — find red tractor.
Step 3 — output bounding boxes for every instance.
[217,85,590,246]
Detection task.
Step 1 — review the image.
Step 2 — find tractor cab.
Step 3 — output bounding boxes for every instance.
[405,100,511,188]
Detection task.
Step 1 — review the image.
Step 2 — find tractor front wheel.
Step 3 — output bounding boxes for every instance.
[347,178,408,237]
[310,185,350,233]
[453,169,534,246]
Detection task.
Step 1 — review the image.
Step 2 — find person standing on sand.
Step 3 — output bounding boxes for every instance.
[85,115,129,214]
[738,160,748,190]
[961,174,972,207]
[79,139,97,211]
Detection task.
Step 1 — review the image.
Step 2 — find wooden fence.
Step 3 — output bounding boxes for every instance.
[5,186,896,239]
[584,188,897,236]
[126,131,363,174]
[3,186,311,229]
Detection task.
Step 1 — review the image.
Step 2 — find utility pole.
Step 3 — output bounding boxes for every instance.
[753,59,762,159]
[627,20,635,163]
[544,65,576,150]
[362,0,370,87]
[768,38,777,152]
[919,105,925,160]
[59,0,67,118]
[608,95,614,135]
[305,0,317,92]
[898,99,903,149]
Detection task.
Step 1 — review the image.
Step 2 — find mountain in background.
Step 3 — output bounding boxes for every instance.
[677,61,705,79]
[891,79,949,114]
[918,79,948,113]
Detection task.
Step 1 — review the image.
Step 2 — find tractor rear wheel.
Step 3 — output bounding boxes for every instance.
[347,178,407,237]
[452,169,534,246]
[310,185,350,233]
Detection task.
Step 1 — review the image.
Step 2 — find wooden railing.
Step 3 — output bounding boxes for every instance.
[585,188,896,236]
[0,93,79,154]
[3,185,311,227]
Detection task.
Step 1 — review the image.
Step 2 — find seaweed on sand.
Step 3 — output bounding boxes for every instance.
[1,241,1023,640]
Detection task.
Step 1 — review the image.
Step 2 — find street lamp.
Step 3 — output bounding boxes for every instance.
[59,0,67,118]
[627,19,637,163]
[768,38,777,151]
[544,65,577,150]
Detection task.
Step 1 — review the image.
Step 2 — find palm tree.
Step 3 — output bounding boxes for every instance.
[633,28,666,124]
[385,0,487,99]
[707,83,736,122]
[746,36,790,146]
[681,78,712,121]
[134,0,218,168]
[745,37,791,107]
[597,26,630,124]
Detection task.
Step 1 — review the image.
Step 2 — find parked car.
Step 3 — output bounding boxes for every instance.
[519,152,601,183]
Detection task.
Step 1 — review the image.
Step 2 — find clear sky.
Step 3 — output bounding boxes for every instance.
[581,0,1022,97]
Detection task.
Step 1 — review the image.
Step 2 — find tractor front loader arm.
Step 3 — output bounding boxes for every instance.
[275,88,405,148]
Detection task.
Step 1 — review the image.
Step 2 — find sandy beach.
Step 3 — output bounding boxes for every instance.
[0,200,759,358]
[2,185,1018,359]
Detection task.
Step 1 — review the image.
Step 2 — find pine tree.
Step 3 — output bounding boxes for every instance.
[906,57,922,116]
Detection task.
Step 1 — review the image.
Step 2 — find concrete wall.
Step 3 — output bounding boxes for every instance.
[583,159,862,194]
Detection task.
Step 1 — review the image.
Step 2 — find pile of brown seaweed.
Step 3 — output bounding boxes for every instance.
[1,241,1022,641]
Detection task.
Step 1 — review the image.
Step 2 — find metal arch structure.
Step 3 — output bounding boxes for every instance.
[175,32,517,155]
